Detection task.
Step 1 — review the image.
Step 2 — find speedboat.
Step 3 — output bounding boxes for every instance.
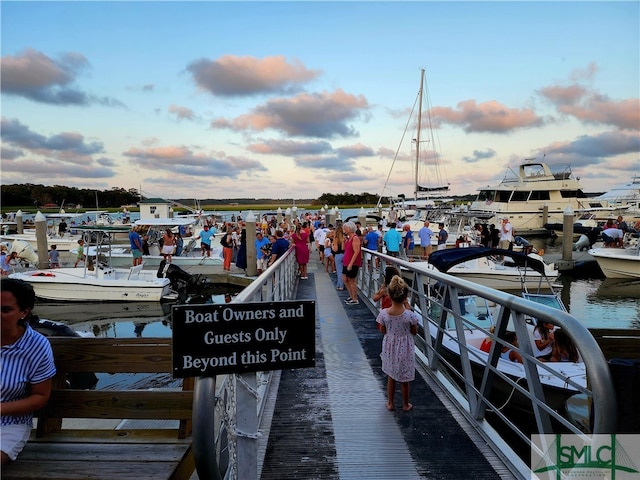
[106,217,224,268]
[426,246,559,291]
[424,290,586,413]
[8,226,175,302]
[588,244,640,279]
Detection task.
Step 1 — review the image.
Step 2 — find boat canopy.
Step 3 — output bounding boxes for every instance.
[134,217,196,227]
[427,247,549,275]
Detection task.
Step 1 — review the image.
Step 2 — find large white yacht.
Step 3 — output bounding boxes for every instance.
[466,160,591,235]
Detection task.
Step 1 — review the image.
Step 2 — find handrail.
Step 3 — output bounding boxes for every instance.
[192,246,297,480]
[357,248,617,478]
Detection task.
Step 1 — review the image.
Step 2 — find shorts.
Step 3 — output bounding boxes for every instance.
[201,243,211,251]
[1,423,31,461]
[132,249,143,259]
[601,233,613,244]
[342,265,360,279]
[162,245,174,255]
[257,257,268,271]
[324,248,332,257]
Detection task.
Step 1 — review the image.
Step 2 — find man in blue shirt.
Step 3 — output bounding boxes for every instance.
[418,221,434,260]
[383,223,402,257]
[269,230,290,266]
[402,224,414,258]
[363,226,380,252]
[255,231,271,274]
[128,227,143,266]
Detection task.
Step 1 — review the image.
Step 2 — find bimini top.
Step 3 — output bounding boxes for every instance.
[427,247,548,275]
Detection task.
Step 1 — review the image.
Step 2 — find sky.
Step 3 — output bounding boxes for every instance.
[1,1,639,202]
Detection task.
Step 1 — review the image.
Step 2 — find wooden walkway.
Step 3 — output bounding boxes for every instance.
[257,257,516,480]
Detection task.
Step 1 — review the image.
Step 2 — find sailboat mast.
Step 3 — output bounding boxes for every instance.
[415,68,425,200]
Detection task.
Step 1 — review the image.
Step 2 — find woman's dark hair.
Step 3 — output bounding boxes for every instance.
[1,278,36,321]
[388,275,409,303]
[534,321,552,340]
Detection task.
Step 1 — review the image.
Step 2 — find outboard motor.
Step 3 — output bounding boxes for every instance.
[157,260,209,291]
[573,234,590,252]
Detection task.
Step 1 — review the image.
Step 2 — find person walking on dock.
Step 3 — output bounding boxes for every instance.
[376,275,419,412]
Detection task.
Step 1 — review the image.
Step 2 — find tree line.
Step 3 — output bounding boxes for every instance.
[1,184,140,209]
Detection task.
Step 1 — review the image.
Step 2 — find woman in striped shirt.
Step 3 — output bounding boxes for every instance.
[1,278,56,464]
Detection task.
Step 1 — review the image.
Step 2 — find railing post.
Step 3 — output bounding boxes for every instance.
[237,373,258,480]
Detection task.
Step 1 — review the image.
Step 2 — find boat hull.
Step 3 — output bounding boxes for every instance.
[9,267,173,302]
[588,248,640,279]
[108,251,223,269]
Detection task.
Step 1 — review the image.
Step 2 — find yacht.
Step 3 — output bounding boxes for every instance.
[466,160,591,235]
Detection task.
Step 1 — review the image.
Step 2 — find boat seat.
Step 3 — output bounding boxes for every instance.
[127,262,145,280]
[2,337,195,480]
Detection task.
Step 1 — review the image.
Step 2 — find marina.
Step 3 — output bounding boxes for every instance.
[2,208,639,480]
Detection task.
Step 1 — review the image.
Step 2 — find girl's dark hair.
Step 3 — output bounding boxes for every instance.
[388,275,409,303]
[534,321,552,340]
[1,278,36,324]
[384,266,400,286]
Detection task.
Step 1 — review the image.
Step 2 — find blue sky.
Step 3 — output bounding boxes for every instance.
[1,1,639,201]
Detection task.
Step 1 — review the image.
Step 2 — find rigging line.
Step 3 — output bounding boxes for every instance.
[376,88,421,208]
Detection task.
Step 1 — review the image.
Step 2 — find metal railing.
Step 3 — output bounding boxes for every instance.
[356,248,617,479]
[192,246,297,480]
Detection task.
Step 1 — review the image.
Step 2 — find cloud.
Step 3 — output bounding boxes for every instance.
[1,117,105,164]
[168,104,196,121]
[540,86,639,131]
[462,148,497,163]
[1,48,123,107]
[212,89,370,138]
[246,139,333,155]
[187,55,321,96]
[429,100,546,133]
[122,145,268,178]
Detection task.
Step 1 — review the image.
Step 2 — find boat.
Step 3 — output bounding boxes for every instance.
[8,226,175,302]
[465,160,593,235]
[426,246,559,291]
[588,244,640,279]
[422,260,586,413]
[587,175,640,213]
[106,217,224,268]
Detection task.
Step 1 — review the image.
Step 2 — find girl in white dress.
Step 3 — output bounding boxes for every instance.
[376,275,419,412]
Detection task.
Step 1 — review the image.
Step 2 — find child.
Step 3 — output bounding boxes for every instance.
[376,275,419,412]
[48,244,60,268]
[373,266,411,311]
[74,239,85,267]
[500,331,523,363]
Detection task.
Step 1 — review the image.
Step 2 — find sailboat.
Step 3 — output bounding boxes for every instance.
[375,69,452,224]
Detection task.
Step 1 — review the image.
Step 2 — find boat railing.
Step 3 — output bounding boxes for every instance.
[191,246,298,480]
[357,248,617,479]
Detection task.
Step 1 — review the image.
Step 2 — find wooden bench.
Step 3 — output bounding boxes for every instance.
[3,337,195,480]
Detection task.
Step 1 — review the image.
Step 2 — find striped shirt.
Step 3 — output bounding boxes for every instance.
[1,325,56,427]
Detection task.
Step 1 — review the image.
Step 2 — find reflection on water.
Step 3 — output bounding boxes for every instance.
[559,277,640,330]
[34,285,243,338]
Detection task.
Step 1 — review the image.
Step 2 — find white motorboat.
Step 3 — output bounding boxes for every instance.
[0,232,84,252]
[106,217,224,268]
[426,246,559,291]
[8,226,175,302]
[588,244,640,279]
[466,161,593,235]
